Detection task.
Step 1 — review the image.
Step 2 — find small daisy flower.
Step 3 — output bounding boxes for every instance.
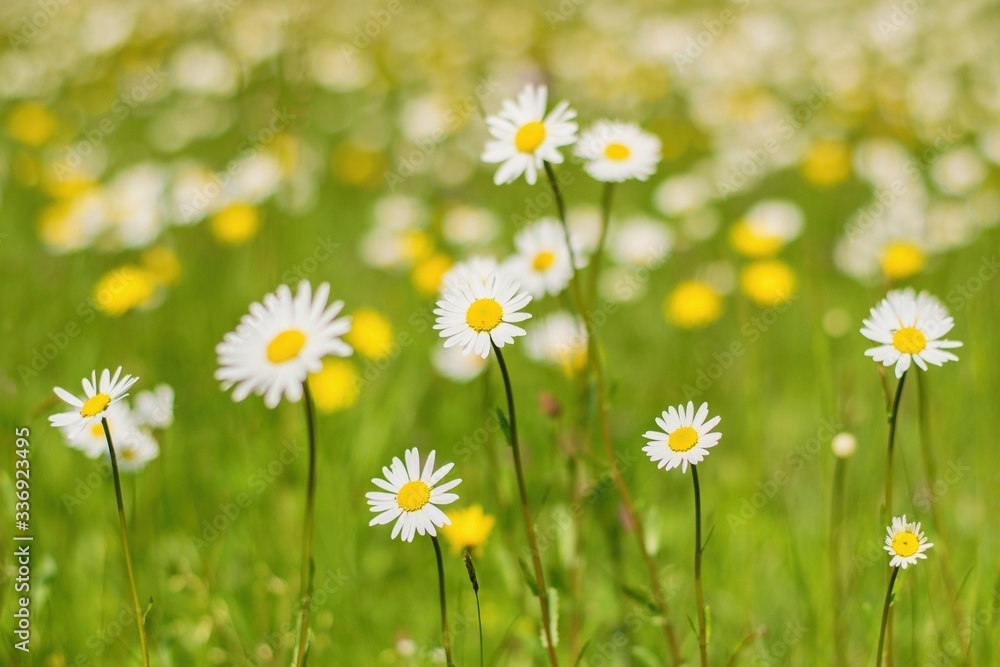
[884,515,933,569]
[434,273,532,359]
[431,345,489,383]
[574,121,662,183]
[216,281,353,408]
[133,384,174,429]
[481,84,578,186]
[441,255,500,293]
[112,428,160,473]
[49,367,139,438]
[367,448,462,542]
[501,218,587,298]
[643,402,722,473]
[525,311,588,375]
[860,288,962,378]
[59,402,134,458]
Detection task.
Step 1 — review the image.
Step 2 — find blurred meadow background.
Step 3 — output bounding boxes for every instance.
[2,0,1000,664]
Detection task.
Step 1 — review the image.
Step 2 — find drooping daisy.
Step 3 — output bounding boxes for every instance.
[50,367,139,438]
[216,281,353,408]
[643,402,722,473]
[574,121,662,182]
[883,515,933,569]
[367,448,461,542]
[434,273,532,359]
[481,84,578,186]
[501,218,587,298]
[860,288,962,378]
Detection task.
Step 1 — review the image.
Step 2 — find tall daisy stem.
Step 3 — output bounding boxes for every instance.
[876,567,901,667]
[101,418,151,667]
[692,465,708,667]
[492,343,560,667]
[293,382,319,667]
[432,536,455,667]
[545,161,682,665]
[883,371,906,667]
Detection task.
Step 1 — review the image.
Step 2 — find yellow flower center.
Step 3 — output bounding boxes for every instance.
[466,298,503,333]
[267,329,307,363]
[880,241,926,280]
[90,422,105,437]
[604,142,631,161]
[397,480,431,512]
[891,530,919,558]
[81,393,112,418]
[668,426,699,452]
[515,121,546,153]
[892,327,927,355]
[532,251,556,271]
[120,449,136,460]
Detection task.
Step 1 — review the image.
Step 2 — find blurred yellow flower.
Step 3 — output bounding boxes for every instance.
[92,266,157,317]
[879,241,925,281]
[728,220,783,257]
[740,260,797,307]
[308,358,360,413]
[412,252,452,296]
[665,281,723,329]
[331,143,382,185]
[345,309,394,360]
[142,246,182,286]
[403,231,434,263]
[210,203,260,245]
[441,504,496,555]
[6,102,56,146]
[801,140,850,186]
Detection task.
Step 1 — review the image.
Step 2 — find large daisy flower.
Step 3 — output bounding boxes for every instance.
[49,367,139,438]
[481,84,578,185]
[642,402,722,473]
[434,272,532,358]
[216,280,353,408]
[574,121,662,182]
[501,218,587,298]
[860,288,962,378]
[883,515,933,569]
[367,448,462,542]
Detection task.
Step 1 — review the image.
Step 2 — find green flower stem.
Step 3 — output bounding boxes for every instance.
[692,465,708,667]
[293,382,319,667]
[431,535,454,667]
[492,342,560,667]
[101,418,151,667]
[876,567,901,667]
[883,371,906,666]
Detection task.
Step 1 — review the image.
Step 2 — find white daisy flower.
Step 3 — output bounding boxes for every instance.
[525,312,588,374]
[642,402,722,473]
[49,367,139,438]
[883,515,933,569]
[367,448,462,542]
[574,120,662,183]
[501,218,587,298]
[607,216,674,267]
[434,272,532,358]
[133,384,174,429]
[440,255,500,293]
[59,402,133,458]
[431,345,489,383]
[481,84,578,186]
[860,288,962,378]
[216,281,353,408]
[111,428,160,473]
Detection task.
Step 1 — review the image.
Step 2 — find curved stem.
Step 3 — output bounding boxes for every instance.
[884,371,906,667]
[294,382,319,667]
[101,418,151,667]
[692,465,708,667]
[431,536,454,666]
[544,161,681,665]
[876,567,901,667]
[492,343,560,667]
